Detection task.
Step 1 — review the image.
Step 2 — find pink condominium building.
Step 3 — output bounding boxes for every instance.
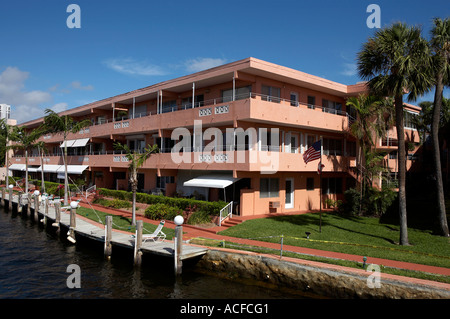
[12,58,421,217]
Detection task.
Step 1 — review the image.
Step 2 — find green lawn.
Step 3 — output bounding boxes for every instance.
[218,212,450,269]
[76,206,175,239]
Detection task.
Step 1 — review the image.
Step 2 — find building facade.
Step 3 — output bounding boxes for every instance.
[10,58,421,216]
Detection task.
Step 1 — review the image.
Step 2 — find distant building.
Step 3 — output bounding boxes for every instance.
[0,104,11,120]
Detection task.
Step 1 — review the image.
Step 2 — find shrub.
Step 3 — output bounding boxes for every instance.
[144,203,182,220]
[338,188,361,216]
[187,210,212,225]
[99,188,226,216]
[108,198,132,209]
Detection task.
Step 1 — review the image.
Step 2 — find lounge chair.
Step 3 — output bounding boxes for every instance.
[142,220,166,243]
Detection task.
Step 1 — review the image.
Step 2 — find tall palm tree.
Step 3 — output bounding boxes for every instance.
[8,125,45,194]
[0,119,12,183]
[357,22,433,245]
[43,109,91,205]
[114,142,159,226]
[429,17,450,237]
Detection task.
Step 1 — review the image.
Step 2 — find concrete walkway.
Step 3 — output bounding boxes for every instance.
[77,199,450,279]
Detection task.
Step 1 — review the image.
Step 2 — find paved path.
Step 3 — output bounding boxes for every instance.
[77,200,450,278]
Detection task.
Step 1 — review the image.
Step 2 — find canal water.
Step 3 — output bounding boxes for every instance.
[0,207,305,300]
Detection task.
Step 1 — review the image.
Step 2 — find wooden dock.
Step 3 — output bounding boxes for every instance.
[0,190,208,273]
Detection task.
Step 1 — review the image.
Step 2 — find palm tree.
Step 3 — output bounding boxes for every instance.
[0,119,12,183]
[357,22,433,245]
[113,142,159,226]
[43,109,91,205]
[429,17,450,237]
[8,125,45,194]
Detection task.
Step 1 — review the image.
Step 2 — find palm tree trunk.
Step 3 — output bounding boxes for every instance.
[132,188,136,226]
[395,96,409,245]
[64,140,69,206]
[25,150,29,194]
[432,74,450,237]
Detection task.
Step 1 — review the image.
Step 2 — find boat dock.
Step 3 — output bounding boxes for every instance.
[0,189,208,274]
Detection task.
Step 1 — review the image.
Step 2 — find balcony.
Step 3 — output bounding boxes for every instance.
[36,92,352,146]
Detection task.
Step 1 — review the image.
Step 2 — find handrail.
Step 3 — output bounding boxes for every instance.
[219,201,233,226]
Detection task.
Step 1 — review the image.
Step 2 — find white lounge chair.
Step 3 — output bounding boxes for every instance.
[142,220,166,243]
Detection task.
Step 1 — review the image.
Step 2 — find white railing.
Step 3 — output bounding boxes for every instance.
[85,185,96,198]
[219,201,233,226]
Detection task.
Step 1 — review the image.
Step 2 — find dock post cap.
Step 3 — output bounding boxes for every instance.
[33,190,40,196]
[70,201,79,209]
[174,215,184,226]
[8,184,13,189]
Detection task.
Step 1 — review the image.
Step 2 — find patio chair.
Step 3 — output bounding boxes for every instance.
[142,220,166,243]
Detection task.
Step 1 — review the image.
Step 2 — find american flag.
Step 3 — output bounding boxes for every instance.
[303,140,321,164]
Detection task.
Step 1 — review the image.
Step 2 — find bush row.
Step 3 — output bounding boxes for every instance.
[98,188,226,216]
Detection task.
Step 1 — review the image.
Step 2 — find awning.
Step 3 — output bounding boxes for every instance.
[38,165,63,173]
[60,138,89,148]
[183,175,241,189]
[56,165,88,175]
[8,164,26,171]
[27,166,40,173]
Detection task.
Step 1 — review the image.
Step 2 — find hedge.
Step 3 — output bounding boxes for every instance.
[98,188,226,216]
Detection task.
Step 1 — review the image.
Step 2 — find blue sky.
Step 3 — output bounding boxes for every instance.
[0,0,449,124]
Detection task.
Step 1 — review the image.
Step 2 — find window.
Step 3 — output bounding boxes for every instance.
[157,176,175,189]
[306,134,317,149]
[323,138,342,156]
[222,86,251,102]
[346,141,356,157]
[259,128,279,152]
[322,99,342,114]
[322,177,343,194]
[260,178,279,198]
[161,100,177,113]
[389,151,397,160]
[290,92,299,107]
[404,111,417,130]
[261,85,281,103]
[307,96,316,109]
[306,178,314,191]
[182,94,204,108]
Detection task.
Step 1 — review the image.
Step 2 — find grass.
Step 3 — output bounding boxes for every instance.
[217,212,450,270]
[76,206,175,239]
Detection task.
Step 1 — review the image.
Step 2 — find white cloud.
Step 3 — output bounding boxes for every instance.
[103,58,167,76]
[71,81,94,91]
[341,62,357,76]
[0,66,53,123]
[50,102,68,113]
[184,57,227,73]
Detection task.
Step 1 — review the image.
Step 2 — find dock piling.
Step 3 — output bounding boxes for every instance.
[34,194,39,222]
[8,187,12,211]
[174,216,184,276]
[1,188,5,207]
[27,193,32,216]
[134,220,143,266]
[67,207,77,243]
[104,215,112,259]
[17,192,23,213]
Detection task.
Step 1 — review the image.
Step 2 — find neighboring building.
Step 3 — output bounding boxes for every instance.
[0,104,11,120]
[10,58,420,216]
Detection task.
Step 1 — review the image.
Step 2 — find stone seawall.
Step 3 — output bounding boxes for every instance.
[193,249,450,299]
